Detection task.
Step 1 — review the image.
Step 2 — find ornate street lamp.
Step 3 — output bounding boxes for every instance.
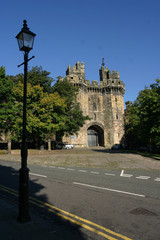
[16,20,36,223]
[16,20,36,52]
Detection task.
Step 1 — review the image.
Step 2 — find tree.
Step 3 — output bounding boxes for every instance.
[0,66,5,78]
[0,66,17,152]
[53,78,90,140]
[0,67,16,134]
[0,66,67,149]
[125,79,160,149]
[11,82,66,148]
[14,66,54,93]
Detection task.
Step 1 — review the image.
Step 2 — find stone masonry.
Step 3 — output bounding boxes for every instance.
[62,61,125,148]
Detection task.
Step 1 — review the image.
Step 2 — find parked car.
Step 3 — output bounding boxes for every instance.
[63,144,74,149]
[111,144,122,150]
[51,141,64,149]
[138,146,149,152]
[152,146,160,153]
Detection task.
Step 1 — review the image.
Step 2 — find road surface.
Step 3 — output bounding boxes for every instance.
[0,159,160,239]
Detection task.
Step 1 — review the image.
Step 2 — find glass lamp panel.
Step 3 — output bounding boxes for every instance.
[17,32,24,50]
[23,32,34,49]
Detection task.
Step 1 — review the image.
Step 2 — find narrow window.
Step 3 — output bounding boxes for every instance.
[108,133,110,141]
[93,103,97,111]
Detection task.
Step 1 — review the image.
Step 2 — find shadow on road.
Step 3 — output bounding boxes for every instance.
[91,148,131,154]
[91,148,160,161]
[0,164,87,240]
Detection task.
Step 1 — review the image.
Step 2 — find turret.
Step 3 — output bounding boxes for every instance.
[99,66,120,82]
[66,62,85,81]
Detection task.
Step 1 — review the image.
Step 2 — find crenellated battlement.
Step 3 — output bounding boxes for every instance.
[65,61,125,94]
[99,66,120,82]
[66,62,85,82]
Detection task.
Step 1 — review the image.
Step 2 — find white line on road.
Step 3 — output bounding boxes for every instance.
[30,173,47,178]
[91,171,99,174]
[120,170,133,178]
[73,182,146,198]
[45,166,157,183]
[78,170,87,173]
[105,173,116,176]
[155,178,160,181]
[136,176,150,180]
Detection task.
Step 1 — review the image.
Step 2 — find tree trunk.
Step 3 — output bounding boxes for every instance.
[7,140,11,154]
[48,139,51,151]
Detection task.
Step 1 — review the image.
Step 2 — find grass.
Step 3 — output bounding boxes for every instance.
[0,148,160,170]
[137,152,160,160]
[0,150,7,155]
[113,149,160,161]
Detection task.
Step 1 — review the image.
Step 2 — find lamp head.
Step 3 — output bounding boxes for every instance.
[16,20,36,52]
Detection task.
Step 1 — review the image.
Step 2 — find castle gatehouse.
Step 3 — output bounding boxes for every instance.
[62,61,125,148]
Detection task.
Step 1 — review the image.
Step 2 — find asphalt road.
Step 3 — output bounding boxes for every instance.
[0,159,160,240]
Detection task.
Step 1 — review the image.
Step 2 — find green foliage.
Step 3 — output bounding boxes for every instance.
[11,82,66,146]
[0,69,14,104]
[54,77,78,104]
[0,67,17,138]
[0,66,5,78]
[125,79,160,149]
[0,66,59,146]
[14,66,54,93]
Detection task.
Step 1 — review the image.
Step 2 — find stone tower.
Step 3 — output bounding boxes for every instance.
[63,61,125,148]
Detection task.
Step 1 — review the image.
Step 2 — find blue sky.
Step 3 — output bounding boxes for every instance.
[1,0,160,104]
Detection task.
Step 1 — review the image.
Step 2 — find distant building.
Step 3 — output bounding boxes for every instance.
[62,61,125,148]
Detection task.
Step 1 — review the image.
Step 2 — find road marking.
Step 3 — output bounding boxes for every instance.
[30,172,47,178]
[120,170,133,178]
[136,176,150,180]
[0,185,19,197]
[105,173,116,176]
[73,182,145,198]
[91,171,99,174]
[155,178,160,182]
[47,167,155,182]
[58,167,65,170]
[0,184,133,240]
[78,170,87,173]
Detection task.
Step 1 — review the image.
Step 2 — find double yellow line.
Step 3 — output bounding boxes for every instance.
[0,184,132,240]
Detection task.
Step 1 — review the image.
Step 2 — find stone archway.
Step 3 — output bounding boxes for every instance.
[87,124,104,147]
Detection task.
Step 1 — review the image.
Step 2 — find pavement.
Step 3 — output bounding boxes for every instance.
[0,195,87,240]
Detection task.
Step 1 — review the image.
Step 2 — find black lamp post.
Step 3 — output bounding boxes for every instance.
[16,20,36,223]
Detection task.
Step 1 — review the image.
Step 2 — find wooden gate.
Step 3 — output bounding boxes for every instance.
[87,129,98,147]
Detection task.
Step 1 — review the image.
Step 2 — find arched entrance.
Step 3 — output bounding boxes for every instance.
[87,125,104,147]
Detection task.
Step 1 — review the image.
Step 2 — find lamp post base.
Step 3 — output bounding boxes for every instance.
[18,167,31,223]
